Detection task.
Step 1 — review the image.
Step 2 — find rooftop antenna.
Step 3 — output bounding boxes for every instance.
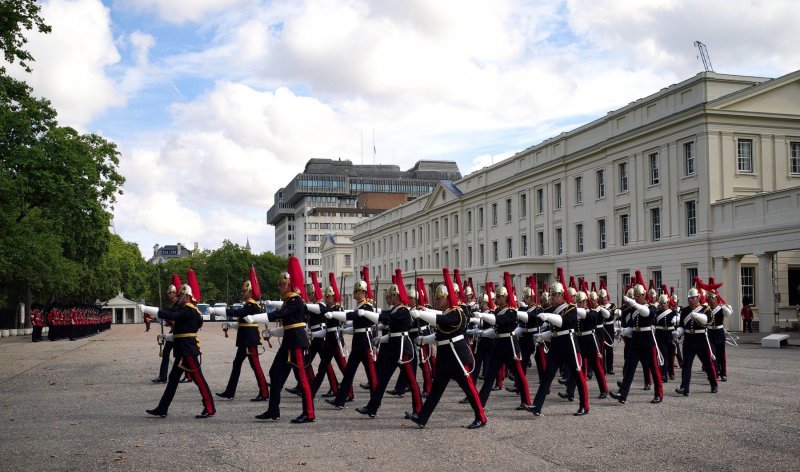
[694,41,713,72]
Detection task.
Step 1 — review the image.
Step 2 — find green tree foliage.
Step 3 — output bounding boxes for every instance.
[0,0,51,73]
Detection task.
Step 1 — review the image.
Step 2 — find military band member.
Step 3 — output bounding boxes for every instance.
[142,284,216,419]
[407,272,486,429]
[215,279,270,402]
[674,288,719,396]
[706,292,731,382]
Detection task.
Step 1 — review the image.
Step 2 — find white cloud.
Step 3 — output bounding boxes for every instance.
[11,0,124,129]
[118,0,256,24]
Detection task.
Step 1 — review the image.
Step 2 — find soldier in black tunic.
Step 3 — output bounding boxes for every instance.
[143,285,216,418]
[706,292,732,382]
[653,293,678,382]
[310,282,352,401]
[215,279,270,402]
[674,288,719,396]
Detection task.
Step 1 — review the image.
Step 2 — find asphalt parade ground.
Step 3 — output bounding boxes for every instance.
[0,324,798,472]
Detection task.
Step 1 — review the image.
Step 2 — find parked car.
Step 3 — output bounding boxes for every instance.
[197,303,211,321]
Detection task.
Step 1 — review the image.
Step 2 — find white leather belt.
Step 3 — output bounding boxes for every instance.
[353,328,368,333]
[604,321,615,326]
[656,326,675,331]
[309,324,324,330]
[496,333,512,338]
[579,330,595,336]
[408,328,419,333]
[524,328,539,333]
[686,329,706,334]
[389,331,408,337]
[707,325,724,330]
[437,334,465,346]
[553,329,574,337]
[634,326,653,332]
[326,327,338,332]
[596,325,604,329]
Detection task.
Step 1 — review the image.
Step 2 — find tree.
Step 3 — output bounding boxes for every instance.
[0,0,51,73]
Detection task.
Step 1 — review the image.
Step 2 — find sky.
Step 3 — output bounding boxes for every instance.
[6,0,800,258]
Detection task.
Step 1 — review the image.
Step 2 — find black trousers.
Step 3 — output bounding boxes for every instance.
[680,336,718,393]
[265,346,315,418]
[158,341,174,380]
[533,343,589,412]
[417,349,485,425]
[478,350,531,407]
[155,355,215,414]
[222,346,269,397]
[311,341,349,398]
[333,347,377,406]
[32,326,43,342]
[366,351,422,415]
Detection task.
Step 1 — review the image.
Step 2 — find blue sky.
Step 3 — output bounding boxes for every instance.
[7,0,799,257]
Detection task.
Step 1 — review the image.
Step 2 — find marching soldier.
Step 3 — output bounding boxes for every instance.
[310,275,352,401]
[654,292,679,382]
[674,288,719,396]
[355,271,422,419]
[142,284,216,419]
[706,292,732,382]
[567,290,609,399]
[598,284,618,375]
[529,281,590,416]
[215,276,270,402]
[407,270,486,429]
[153,283,179,383]
[324,277,379,410]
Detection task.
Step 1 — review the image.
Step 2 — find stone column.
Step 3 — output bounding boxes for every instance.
[756,252,776,333]
[726,256,743,332]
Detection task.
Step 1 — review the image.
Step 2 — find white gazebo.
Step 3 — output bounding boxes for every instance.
[103,292,143,324]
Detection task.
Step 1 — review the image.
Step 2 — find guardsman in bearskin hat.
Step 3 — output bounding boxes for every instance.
[215,267,270,402]
[141,284,216,418]
[407,268,486,429]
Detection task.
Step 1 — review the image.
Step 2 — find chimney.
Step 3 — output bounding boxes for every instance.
[153,244,160,255]
[193,242,199,252]
[176,242,182,255]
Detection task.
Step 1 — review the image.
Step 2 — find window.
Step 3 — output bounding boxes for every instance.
[453,215,459,235]
[687,267,698,293]
[684,142,695,176]
[555,182,562,209]
[737,138,753,173]
[454,248,459,266]
[537,231,544,256]
[791,142,800,175]
[652,270,662,291]
[536,188,544,214]
[434,220,439,240]
[404,232,408,249]
[620,214,629,246]
[479,244,485,266]
[741,267,755,305]
[618,162,628,192]
[521,234,528,257]
[492,241,498,263]
[506,238,513,259]
[649,152,660,185]
[686,200,697,236]
[506,199,512,222]
[596,170,605,198]
[651,208,661,241]
[467,211,473,232]
[576,224,584,252]
[444,250,449,267]
[468,246,473,267]
[411,229,415,247]
[556,228,563,255]
[520,194,527,218]
[479,207,484,229]
[575,177,583,204]
[492,203,498,226]
[443,217,449,238]
[598,219,606,249]
[344,254,351,267]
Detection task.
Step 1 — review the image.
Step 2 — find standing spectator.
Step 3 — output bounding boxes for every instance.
[740,297,753,333]
[144,312,152,332]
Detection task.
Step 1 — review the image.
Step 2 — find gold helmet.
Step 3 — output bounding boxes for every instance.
[241,280,253,296]
[453,284,460,294]
[576,291,588,303]
[324,286,336,298]
[166,284,177,294]
[626,287,634,298]
[435,284,448,299]
[589,291,599,301]
[481,293,489,303]
[598,288,608,299]
[179,284,195,301]
[386,284,400,297]
[633,284,647,297]
[278,271,291,284]
[540,291,551,304]
[567,286,577,299]
[687,287,700,298]
[464,286,473,297]
[648,288,658,300]
[550,282,564,295]
[407,288,418,300]
[706,292,718,301]
[354,280,368,293]
[496,286,509,297]
[522,287,534,298]
[657,294,670,305]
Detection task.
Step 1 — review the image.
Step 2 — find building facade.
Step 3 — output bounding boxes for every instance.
[352,70,800,333]
[267,158,462,279]
[148,242,198,264]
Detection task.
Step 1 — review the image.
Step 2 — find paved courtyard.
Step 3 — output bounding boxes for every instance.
[0,324,798,471]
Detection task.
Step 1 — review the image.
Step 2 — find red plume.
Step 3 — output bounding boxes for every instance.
[442,268,459,309]
[468,277,476,301]
[454,269,466,303]
[171,274,182,290]
[249,266,262,300]
[416,277,428,307]
[669,287,677,308]
[557,267,574,303]
[697,277,726,304]
[362,266,374,301]
[328,272,342,303]
[310,271,322,302]
[581,279,589,294]
[486,282,496,310]
[395,269,409,305]
[186,269,201,302]
[287,256,308,301]
[503,272,517,308]
[591,281,597,293]
[569,276,577,290]
[635,270,646,290]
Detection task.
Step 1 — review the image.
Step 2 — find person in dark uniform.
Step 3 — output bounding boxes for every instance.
[355,271,422,418]
[251,257,316,423]
[324,279,378,410]
[142,284,216,418]
[310,276,352,401]
[610,282,664,404]
[598,285,619,374]
[153,284,179,384]
[674,288,719,396]
[215,277,270,402]
[654,292,678,382]
[568,290,609,399]
[388,287,430,397]
[474,279,532,412]
[706,292,731,382]
[529,281,590,417]
[407,270,486,429]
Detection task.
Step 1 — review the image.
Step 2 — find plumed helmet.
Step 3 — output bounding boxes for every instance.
[386,284,400,297]
[576,291,588,303]
[452,284,460,293]
[589,291,599,301]
[540,291,550,303]
[464,286,473,297]
[324,286,336,298]
[657,294,670,305]
[550,282,564,295]
[407,288,418,300]
[435,284,449,299]
[648,287,658,299]
[496,286,509,297]
[354,280,368,293]
[626,287,634,298]
[706,291,718,301]
[279,271,291,284]
[633,284,647,297]
[481,293,489,303]
[671,293,679,303]
[522,287,534,298]
[687,287,700,298]
[179,284,195,301]
[567,286,577,298]
[241,280,253,295]
[598,288,608,299]
[167,284,177,294]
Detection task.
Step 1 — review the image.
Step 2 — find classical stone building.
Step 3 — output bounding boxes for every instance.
[352,70,800,333]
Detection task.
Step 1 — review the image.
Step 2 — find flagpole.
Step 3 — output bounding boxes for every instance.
[360,129,363,165]
[372,129,376,165]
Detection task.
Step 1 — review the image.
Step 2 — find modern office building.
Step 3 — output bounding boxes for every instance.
[352,70,800,333]
[266,158,462,280]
